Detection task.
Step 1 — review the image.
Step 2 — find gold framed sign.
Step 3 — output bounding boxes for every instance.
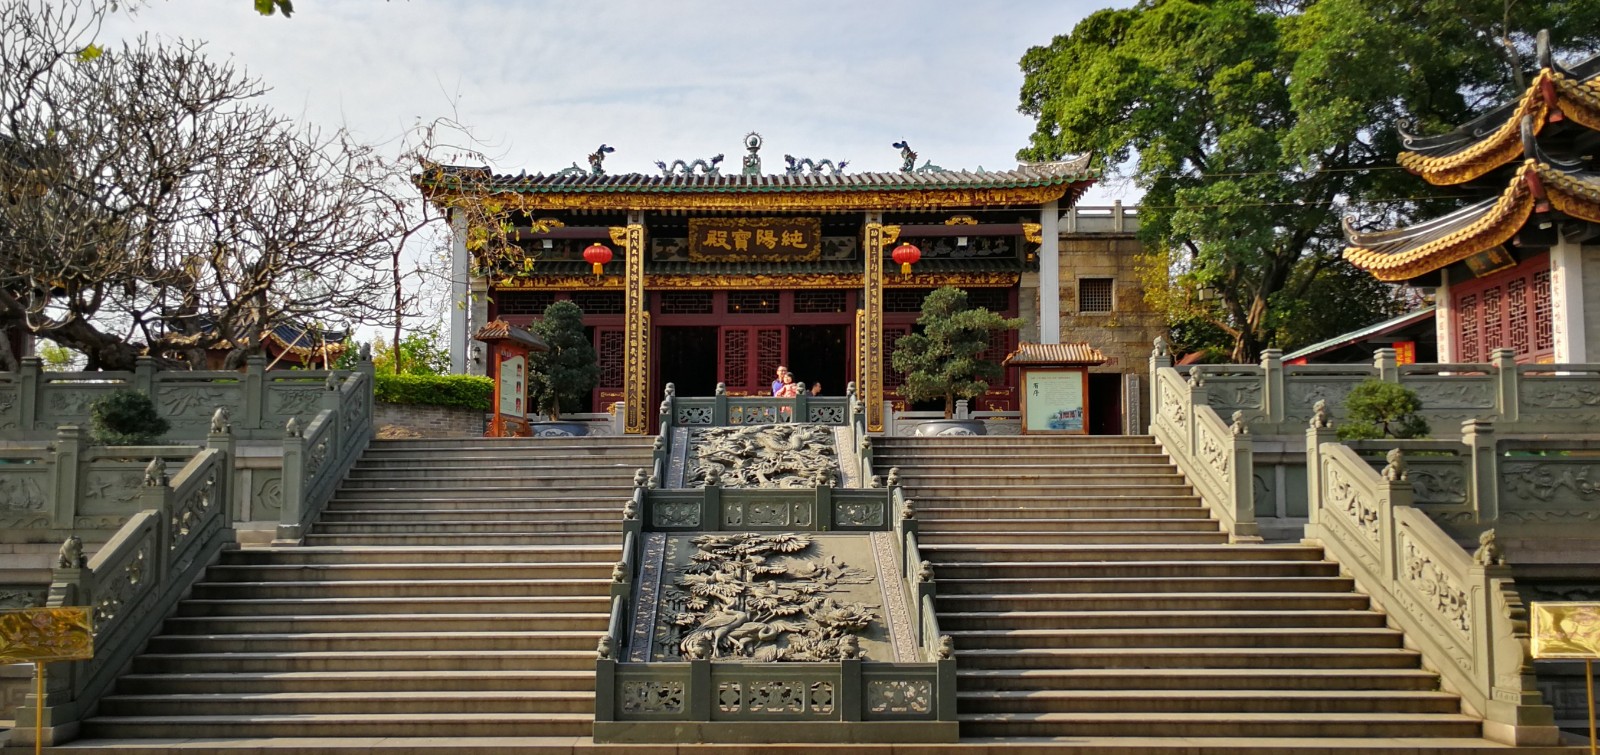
[688,217,821,262]
[0,607,94,664]
[1532,602,1600,659]
[1021,368,1088,435]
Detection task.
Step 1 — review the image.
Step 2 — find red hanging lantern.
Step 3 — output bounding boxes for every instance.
[582,242,613,276]
[891,242,922,275]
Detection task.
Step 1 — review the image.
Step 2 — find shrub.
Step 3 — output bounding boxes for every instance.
[89,389,171,445]
[528,301,599,421]
[890,286,1023,418]
[374,373,492,411]
[1336,380,1430,440]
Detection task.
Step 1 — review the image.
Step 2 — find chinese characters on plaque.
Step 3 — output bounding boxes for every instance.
[688,217,822,262]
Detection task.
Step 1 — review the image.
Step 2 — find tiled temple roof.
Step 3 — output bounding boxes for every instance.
[1002,342,1107,367]
[1343,156,1600,281]
[426,156,1094,195]
[1397,33,1600,186]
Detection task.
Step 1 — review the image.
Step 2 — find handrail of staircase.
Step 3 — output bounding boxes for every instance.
[1305,432,1559,746]
[1147,357,1260,542]
[848,382,874,483]
[275,363,375,544]
[21,420,237,746]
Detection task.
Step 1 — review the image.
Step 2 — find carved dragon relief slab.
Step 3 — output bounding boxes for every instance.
[677,424,841,489]
[643,532,908,663]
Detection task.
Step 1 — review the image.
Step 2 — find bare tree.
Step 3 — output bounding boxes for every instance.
[0,0,403,370]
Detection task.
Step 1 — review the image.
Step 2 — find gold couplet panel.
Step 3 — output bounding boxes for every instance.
[0,607,93,664]
[861,222,899,433]
[1532,602,1600,659]
[615,222,650,434]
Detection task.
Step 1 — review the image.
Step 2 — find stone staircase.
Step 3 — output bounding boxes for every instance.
[67,436,652,747]
[879,434,1569,753]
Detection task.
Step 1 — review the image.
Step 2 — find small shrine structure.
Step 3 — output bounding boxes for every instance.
[1003,342,1106,434]
[474,319,547,437]
[1343,31,1600,364]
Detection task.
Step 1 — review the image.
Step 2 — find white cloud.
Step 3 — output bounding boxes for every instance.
[102,0,1137,202]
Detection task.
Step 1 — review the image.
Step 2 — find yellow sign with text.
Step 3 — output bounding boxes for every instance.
[688,217,821,262]
[0,607,94,664]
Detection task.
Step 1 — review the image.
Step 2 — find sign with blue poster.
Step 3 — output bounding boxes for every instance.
[1022,368,1088,434]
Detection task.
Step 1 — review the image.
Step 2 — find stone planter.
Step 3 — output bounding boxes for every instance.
[908,419,988,437]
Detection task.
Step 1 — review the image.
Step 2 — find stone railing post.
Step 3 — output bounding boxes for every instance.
[712,383,729,425]
[1373,347,1399,383]
[356,346,375,428]
[1260,348,1285,425]
[610,403,626,435]
[1375,455,1414,584]
[208,413,237,534]
[954,399,970,421]
[1491,348,1519,425]
[1227,416,1260,542]
[276,419,306,544]
[19,356,42,431]
[133,356,156,395]
[49,425,84,529]
[243,356,266,431]
[1461,419,1498,523]
[1149,337,1173,431]
[1304,418,1337,527]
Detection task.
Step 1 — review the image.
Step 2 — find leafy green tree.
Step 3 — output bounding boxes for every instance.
[891,287,1023,419]
[1337,380,1430,440]
[528,301,598,422]
[1018,0,1600,361]
[373,327,449,376]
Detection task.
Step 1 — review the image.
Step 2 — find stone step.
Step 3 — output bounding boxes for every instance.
[300,532,621,546]
[130,650,595,673]
[917,530,1230,546]
[904,484,1200,498]
[345,465,644,480]
[958,689,1462,715]
[953,646,1425,671]
[957,667,1442,692]
[115,670,596,695]
[879,436,1157,448]
[79,712,593,739]
[318,508,621,523]
[322,496,631,509]
[948,627,1404,651]
[956,711,1483,739]
[190,578,610,600]
[930,560,1340,580]
[939,609,1386,631]
[222,545,619,565]
[900,472,1189,486]
[354,450,654,463]
[96,690,593,716]
[910,495,1206,509]
[878,453,1175,465]
[329,486,636,500]
[309,522,619,535]
[338,476,636,489]
[921,507,1209,521]
[934,576,1357,595]
[918,544,1326,562]
[936,592,1372,613]
[161,613,606,634]
[204,562,612,582]
[886,464,1182,478]
[175,596,609,617]
[920,518,1220,534]
[144,631,600,654]
[370,437,652,448]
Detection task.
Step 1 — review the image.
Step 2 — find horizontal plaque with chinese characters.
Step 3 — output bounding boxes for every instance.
[1531,601,1600,659]
[0,607,94,664]
[688,217,821,262]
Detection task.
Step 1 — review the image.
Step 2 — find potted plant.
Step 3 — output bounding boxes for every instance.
[527,300,600,435]
[890,286,1022,435]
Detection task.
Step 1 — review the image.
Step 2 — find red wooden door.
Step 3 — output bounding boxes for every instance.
[718,326,786,396]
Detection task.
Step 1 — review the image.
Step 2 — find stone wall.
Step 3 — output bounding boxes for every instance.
[1054,225,1166,430]
[373,401,485,438]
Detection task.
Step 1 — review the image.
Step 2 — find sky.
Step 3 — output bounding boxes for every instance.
[101,0,1137,204]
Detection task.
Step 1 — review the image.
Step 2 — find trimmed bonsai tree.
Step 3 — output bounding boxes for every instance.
[1336,380,1430,440]
[528,300,599,422]
[89,389,171,445]
[891,286,1023,419]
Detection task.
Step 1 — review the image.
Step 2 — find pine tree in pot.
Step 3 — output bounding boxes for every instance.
[527,300,599,434]
[891,286,1022,434]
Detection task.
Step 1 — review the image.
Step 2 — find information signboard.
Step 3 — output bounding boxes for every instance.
[1022,368,1088,434]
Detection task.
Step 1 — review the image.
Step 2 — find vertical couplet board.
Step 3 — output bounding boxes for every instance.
[1021,367,1089,434]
